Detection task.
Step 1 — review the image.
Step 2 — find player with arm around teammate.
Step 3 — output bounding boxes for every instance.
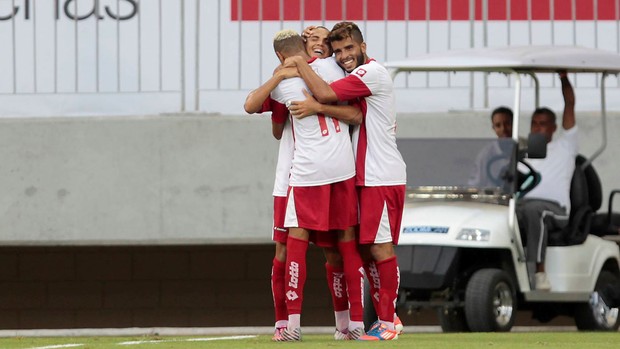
[268,29,363,341]
[284,21,407,341]
[244,28,365,341]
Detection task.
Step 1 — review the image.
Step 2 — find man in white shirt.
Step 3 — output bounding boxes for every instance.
[284,22,406,341]
[244,27,367,342]
[267,29,368,342]
[518,71,577,291]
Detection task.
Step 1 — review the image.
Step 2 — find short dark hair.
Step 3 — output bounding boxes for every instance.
[532,107,556,124]
[491,106,513,121]
[328,21,364,44]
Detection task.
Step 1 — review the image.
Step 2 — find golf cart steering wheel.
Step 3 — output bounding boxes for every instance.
[517,159,541,197]
[486,154,509,186]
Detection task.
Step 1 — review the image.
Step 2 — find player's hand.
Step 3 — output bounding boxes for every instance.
[277,66,299,79]
[558,70,568,79]
[301,25,317,42]
[283,56,303,68]
[288,89,320,119]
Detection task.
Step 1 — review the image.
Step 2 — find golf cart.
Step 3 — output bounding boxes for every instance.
[378,46,620,332]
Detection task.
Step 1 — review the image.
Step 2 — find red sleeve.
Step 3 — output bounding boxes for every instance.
[257,97,273,114]
[346,98,362,109]
[270,100,288,124]
[330,75,372,101]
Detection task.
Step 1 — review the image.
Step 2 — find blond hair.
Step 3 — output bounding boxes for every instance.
[273,29,305,55]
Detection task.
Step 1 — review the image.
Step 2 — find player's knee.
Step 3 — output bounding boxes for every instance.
[275,242,287,262]
[370,242,395,262]
[323,247,343,266]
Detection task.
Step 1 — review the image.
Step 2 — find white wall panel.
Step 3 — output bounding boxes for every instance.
[0,0,619,116]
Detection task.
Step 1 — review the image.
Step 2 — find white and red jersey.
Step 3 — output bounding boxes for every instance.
[255,96,292,197]
[270,57,355,187]
[330,59,406,187]
[273,120,293,196]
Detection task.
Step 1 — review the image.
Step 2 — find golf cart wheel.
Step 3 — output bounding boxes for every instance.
[438,307,470,332]
[464,268,517,332]
[574,270,620,331]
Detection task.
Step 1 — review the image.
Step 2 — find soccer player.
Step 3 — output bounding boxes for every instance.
[244,80,294,340]
[245,28,365,341]
[267,29,362,341]
[284,21,407,341]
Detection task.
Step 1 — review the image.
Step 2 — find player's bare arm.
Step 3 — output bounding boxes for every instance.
[244,66,299,114]
[559,71,576,130]
[288,89,362,125]
[283,56,339,104]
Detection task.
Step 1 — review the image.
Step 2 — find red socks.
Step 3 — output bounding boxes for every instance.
[271,258,287,324]
[376,256,399,323]
[364,261,381,314]
[325,263,349,312]
[338,240,365,322]
[284,236,309,315]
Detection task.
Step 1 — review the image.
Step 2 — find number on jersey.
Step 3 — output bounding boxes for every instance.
[318,113,341,137]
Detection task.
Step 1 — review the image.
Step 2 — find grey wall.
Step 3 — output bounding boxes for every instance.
[0,112,618,245]
[0,114,278,245]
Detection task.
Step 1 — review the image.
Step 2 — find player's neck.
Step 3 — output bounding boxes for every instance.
[283,51,310,61]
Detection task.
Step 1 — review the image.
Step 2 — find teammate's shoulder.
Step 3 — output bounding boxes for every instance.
[310,56,338,67]
[363,59,388,72]
[353,60,389,79]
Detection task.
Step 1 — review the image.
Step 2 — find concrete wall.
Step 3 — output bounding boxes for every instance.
[1,111,619,245]
[0,112,613,329]
[0,114,278,245]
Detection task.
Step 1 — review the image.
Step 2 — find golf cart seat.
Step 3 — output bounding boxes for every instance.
[592,189,620,236]
[547,155,593,246]
[591,190,620,236]
[578,156,620,237]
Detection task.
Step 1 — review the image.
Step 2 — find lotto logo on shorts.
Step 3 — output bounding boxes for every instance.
[356,68,367,77]
[289,261,299,289]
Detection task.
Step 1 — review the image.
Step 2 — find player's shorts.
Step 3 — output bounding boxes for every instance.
[272,196,288,244]
[284,177,357,232]
[309,230,338,248]
[357,185,406,245]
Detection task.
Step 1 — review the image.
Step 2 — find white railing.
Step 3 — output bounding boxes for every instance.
[2,0,620,116]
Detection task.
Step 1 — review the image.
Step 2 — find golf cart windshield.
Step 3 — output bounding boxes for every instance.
[398,138,517,204]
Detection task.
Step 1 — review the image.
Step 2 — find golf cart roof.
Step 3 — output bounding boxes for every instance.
[385,45,620,74]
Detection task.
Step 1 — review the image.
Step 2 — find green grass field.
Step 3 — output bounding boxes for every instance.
[0,332,618,349]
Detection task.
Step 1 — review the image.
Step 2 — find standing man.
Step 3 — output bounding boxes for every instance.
[285,22,406,341]
[244,27,365,341]
[244,87,294,340]
[518,71,577,291]
[269,29,363,341]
